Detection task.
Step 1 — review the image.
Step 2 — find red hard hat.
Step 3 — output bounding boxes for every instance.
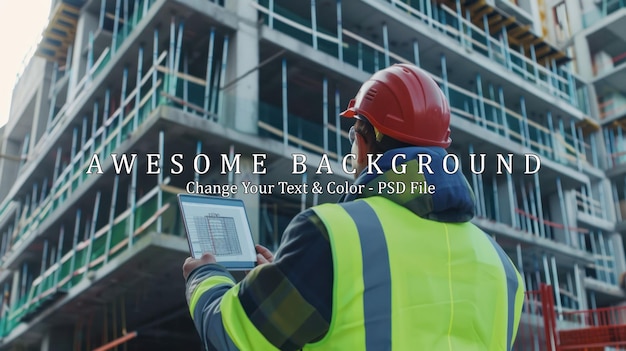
[341,64,451,148]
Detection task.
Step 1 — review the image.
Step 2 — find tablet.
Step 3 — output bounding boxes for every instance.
[177,194,257,270]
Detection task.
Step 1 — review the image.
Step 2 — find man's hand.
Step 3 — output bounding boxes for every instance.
[255,245,274,265]
[183,253,216,280]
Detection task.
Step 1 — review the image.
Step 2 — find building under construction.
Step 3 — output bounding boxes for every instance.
[0,0,625,350]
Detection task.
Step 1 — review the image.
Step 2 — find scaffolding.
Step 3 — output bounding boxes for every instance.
[0,0,622,348]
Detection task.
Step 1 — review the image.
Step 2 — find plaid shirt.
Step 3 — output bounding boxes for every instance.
[186,210,333,350]
[185,146,476,350]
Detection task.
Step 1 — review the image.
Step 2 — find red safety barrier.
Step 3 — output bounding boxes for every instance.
[515,284,626,351]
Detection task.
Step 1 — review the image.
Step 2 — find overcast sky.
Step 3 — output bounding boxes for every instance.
[0,0,51,128]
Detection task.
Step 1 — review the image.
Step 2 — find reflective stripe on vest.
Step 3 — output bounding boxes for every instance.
[307,197,524,351]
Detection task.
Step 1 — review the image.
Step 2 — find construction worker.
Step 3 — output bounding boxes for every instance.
[183,64,525,350]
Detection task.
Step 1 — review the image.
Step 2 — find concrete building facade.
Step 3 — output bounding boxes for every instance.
[0,0,624,349]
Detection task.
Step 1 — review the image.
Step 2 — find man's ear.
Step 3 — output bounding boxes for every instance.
[355,132,369,165]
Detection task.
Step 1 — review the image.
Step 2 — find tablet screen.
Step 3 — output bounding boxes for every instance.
[178,194,256,269]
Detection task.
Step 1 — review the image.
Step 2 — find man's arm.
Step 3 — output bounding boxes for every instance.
[184,210,333,351]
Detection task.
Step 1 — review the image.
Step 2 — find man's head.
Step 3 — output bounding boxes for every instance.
[342,64,451,177]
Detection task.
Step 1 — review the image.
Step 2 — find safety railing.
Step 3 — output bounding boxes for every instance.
[252,0,585,169]
[559,305,626,350]
[2,52,168,264]
[574,185,608,221]
[599,96,626,121]
[0,183,182,338]
[46,0,158,133]
[258,102,351,161]
[584,231,618,286]
[433,3,578,108]
[583,0,626,28]
[604,126,626,169]
[513,284,558,351]
[381,0,587,114]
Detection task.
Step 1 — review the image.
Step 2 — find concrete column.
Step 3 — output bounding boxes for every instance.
[10,270,19,308]
[68,12,99,102]
[31,64,53,151]
[573,35,594,81]
[611,233,626,279]
[0,139,21,201]
[233,157,260,243]
[565,0,584,35]
[221,0,259,134]
[496,180,515,227]
[601,179,617,222]
[548,192,569,247]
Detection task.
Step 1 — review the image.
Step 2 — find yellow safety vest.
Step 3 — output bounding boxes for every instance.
[206,196,524,350]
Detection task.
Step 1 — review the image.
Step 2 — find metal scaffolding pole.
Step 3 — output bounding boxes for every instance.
[69,209,82,288]
[527,181,541,237]
[36,240,49,298]
[168,17,176,92]
[520,181,531,234]
[81,117,88,167]
[550,256,563,320]
[455,0,463,47]
[412,40,420,67]
[337,0,343,62]
[118,67,129,147]
[99,0,106,30]
[311,0,318,50]
[54,226,65,286]
[216,35,229,120]
[534,173,546,238]
[556,177,571,246]
[123,0,129,39]
[598,232,609,283]
[152,28,159,110]
[91,101,99,156]
[104,176,119,264]
[282,58,289,146]
[520,96,531,149]
[157,131,164,233]
[31,183,38,211]
[173,20,184,96]
[195,141,202,184]
[46,62,59,132]
[547,112,557,161]
[516,244,524,278]
[506,173,521,229]
[128,158,137,248]
[323,77,329,153]
[269,0,274,28]
[335,89,342,157]
[112,0,121,54]
[590,133,599,168]
[382,23,390,67]
[103,89,111,153]
[570,120,582,171]
[40,177,49,205]
[574,264,584,311]
[498,87,509,139]
[134,45,144,131]
[440,54,449,100]
[84,192,101,278]
[87,32,94,83]
[204,28,216,119]
[476,74,486,126]
[357,42,363,70]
